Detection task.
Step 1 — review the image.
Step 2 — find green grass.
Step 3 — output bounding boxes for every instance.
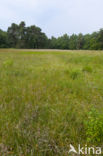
[0,49,103,155]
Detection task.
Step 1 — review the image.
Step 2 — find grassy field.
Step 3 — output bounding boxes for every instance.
[0,49,103,155]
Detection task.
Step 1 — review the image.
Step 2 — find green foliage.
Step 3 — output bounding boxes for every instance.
[7,21,48,49]
[1,21,103,49]
[0,29,8,48]
[3,60,14,68]
[84,108,103,144]
[76,33,84,50]
[49,34,69,49]
[82,66,93,73]
[70,69,81,80]
[69,34,78,50]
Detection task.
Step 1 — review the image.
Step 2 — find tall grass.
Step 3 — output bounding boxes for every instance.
[0,49,103,155]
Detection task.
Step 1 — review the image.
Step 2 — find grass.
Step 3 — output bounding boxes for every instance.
[0,49,103,155]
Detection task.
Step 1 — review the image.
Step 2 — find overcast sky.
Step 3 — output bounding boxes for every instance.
[0,0,103,38]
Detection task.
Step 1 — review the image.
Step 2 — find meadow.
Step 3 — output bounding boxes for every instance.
[0,49,103,155]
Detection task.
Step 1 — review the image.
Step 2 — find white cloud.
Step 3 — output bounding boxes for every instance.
[0,0,103,37]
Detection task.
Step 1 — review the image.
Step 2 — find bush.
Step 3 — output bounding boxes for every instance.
[82,66,93,73]
[70,70,81,80]
[84,108,103,144]
[3,60,14,68]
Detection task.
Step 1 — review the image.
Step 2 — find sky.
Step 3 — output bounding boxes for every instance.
[0,0,103,38]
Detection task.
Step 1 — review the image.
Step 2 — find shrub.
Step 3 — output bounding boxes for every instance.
[84,108,103,144]
[82,66,92,73]
[3,60,13,68]
[70,70,81,80]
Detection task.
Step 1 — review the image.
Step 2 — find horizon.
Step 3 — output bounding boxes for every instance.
[0,21,102,39]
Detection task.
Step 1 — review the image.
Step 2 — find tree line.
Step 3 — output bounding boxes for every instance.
[0,21,103,50]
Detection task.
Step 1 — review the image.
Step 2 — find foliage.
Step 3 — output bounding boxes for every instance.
[0,29,8,48]
[84,108,103,144]
[3,59,14,68]
[7,21,48,49]
[70,69,81,80]
[0,21,103,49]
[82,66,93,73]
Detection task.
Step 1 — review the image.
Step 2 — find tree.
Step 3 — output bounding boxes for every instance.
[0,29,8,48]
[1,21,103,50]
[17,21,26,48]
[76,33,84,49]
[49,37,58,49]
[97,29,103,50]
[89,32,99,50]
[69,34,78,50]
[7,23,19,47]
[56,34,69,49]
[83,34,91,49]
[7,22,48,49]
[25,25,47,49]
